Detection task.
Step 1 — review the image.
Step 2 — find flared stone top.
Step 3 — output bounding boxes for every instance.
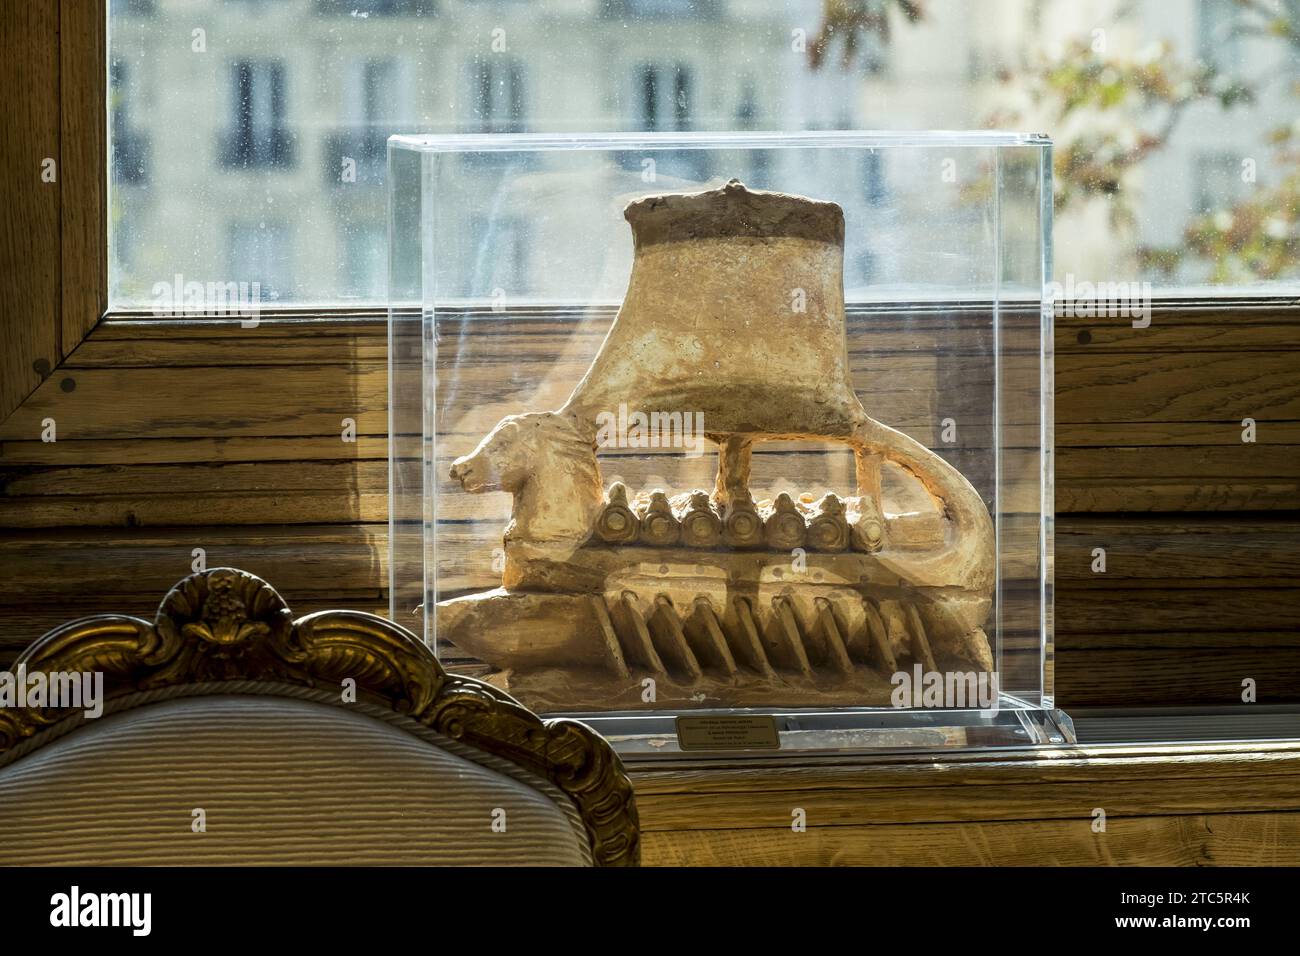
[624,179,846,248]
[564,179,867,439]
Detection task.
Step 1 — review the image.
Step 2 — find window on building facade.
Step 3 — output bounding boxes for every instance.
[637,63,692,132]
[1195,152,1251,215]
[1197,0,1243,72]
[325,57,411,184]
[316,0,435,14]
[220,60,293,170]
[342,223,389,300]
[227,221,294,302]
[471,57,527,134]
[110,60,150,187]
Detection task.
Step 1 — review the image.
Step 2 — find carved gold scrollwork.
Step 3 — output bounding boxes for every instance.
[0,568,640,866]
[291,610,441,716]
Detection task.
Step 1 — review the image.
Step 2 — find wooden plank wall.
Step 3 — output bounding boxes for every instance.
[1055,302,1300,706]
[1,302,1297,709]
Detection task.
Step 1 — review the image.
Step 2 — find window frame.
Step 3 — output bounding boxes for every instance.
[0,0,105,424]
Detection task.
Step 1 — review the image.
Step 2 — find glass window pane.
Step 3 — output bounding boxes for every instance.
[108,0,1300,308]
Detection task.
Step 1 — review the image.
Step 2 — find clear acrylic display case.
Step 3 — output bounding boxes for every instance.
[389,130,1068,756]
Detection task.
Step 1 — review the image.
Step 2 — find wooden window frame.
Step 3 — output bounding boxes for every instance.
[2,0,105,423]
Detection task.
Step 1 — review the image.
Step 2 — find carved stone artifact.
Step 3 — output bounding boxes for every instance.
[443,179,996,711]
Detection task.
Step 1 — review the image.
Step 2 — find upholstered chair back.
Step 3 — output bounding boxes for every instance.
[0,570,639,866]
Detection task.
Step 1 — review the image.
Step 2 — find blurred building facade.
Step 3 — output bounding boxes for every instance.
[108,0,1298,306]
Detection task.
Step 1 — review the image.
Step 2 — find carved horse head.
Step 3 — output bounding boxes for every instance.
[450,411,603,543]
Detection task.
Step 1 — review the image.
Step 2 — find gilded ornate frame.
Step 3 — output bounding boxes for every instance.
[0,567,640,866]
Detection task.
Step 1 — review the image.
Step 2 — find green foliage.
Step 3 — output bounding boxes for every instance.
[815,0,1299,283]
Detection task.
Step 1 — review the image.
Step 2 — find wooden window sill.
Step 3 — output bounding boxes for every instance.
[626,740,1300,865]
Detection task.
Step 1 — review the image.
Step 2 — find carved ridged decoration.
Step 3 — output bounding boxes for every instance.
[0,568,639,866]
[594,586,940,685]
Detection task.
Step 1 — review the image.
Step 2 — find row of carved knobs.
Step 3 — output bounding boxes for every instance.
[594,483,885,552]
